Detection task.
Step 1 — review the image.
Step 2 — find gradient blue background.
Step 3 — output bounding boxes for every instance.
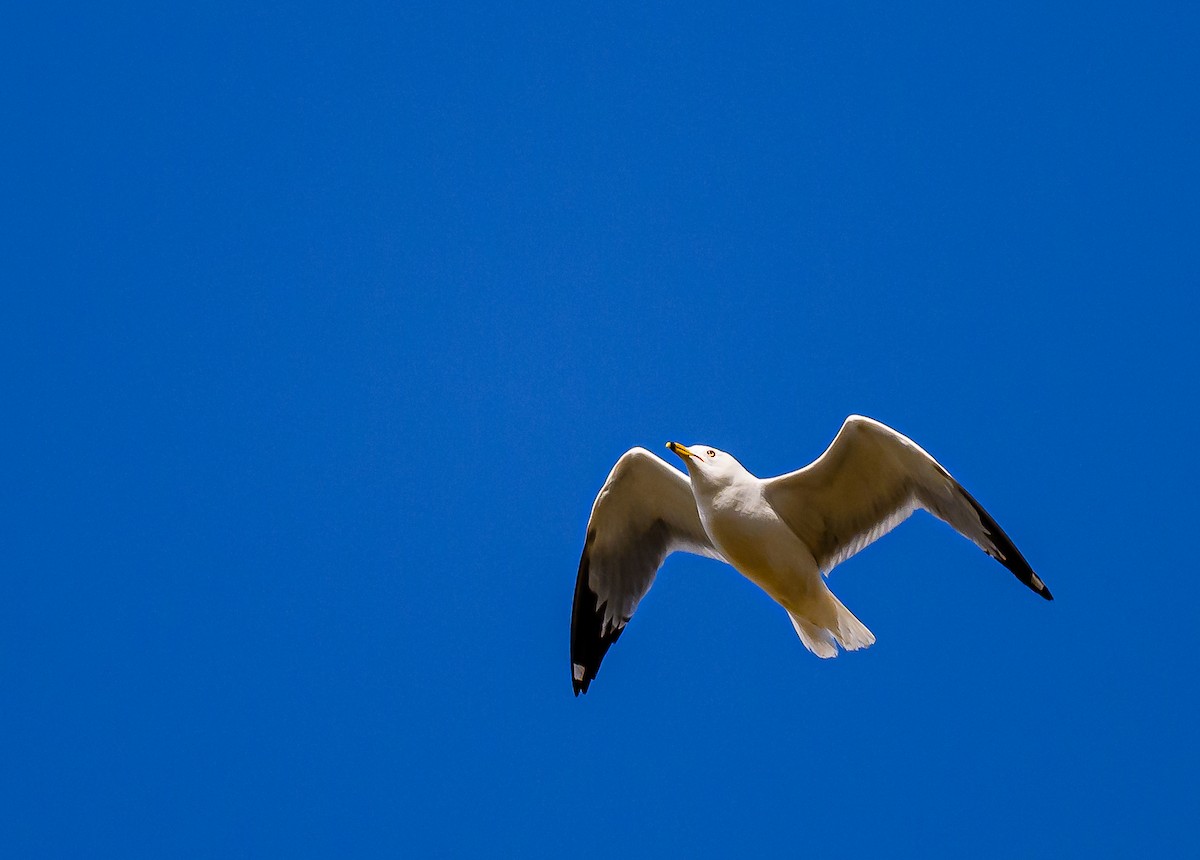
[4,2,1198,856]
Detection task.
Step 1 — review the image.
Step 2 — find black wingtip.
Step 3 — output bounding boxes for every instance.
[572,671,591,696]
[957,484,1054,602]
[569,533,622,697]
[1028,570,1054,601]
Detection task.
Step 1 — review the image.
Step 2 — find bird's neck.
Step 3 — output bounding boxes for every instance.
[694,472,763,516]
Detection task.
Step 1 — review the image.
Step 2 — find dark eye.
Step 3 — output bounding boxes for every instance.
[707,449,715,458]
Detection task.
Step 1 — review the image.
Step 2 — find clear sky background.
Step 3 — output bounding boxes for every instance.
[4,2,1198,856]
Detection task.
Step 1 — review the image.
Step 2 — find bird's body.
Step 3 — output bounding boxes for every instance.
[692,468,819,616]
[569,415,1052,695]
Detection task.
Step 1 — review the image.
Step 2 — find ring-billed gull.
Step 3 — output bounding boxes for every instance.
[570,415,1051,695]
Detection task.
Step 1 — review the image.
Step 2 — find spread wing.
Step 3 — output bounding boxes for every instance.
[763,415,1051,599]
[570,448,724,695]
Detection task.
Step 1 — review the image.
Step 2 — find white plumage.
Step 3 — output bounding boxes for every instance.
[569,415,1051,695]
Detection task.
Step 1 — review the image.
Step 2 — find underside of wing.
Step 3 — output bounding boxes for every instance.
[570,448,722,695]
[764,416,1052,599]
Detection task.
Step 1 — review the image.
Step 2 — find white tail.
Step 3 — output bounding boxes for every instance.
[788,590,876,658]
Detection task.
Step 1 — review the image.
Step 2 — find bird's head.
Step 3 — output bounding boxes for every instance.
[665,442,747,486]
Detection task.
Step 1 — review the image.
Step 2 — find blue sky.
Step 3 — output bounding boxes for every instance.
[4,2,1198,856]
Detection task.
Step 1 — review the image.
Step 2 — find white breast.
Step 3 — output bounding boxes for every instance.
[696,483,822,607]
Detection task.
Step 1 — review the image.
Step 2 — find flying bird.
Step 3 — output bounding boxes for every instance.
[570,415,1051,695]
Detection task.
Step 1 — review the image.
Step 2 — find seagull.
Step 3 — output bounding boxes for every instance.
[570,415,1051,695]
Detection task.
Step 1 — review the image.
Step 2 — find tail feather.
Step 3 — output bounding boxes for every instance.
[788,591,875,657]
[830,592,876,651]
[788,612,839,658]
